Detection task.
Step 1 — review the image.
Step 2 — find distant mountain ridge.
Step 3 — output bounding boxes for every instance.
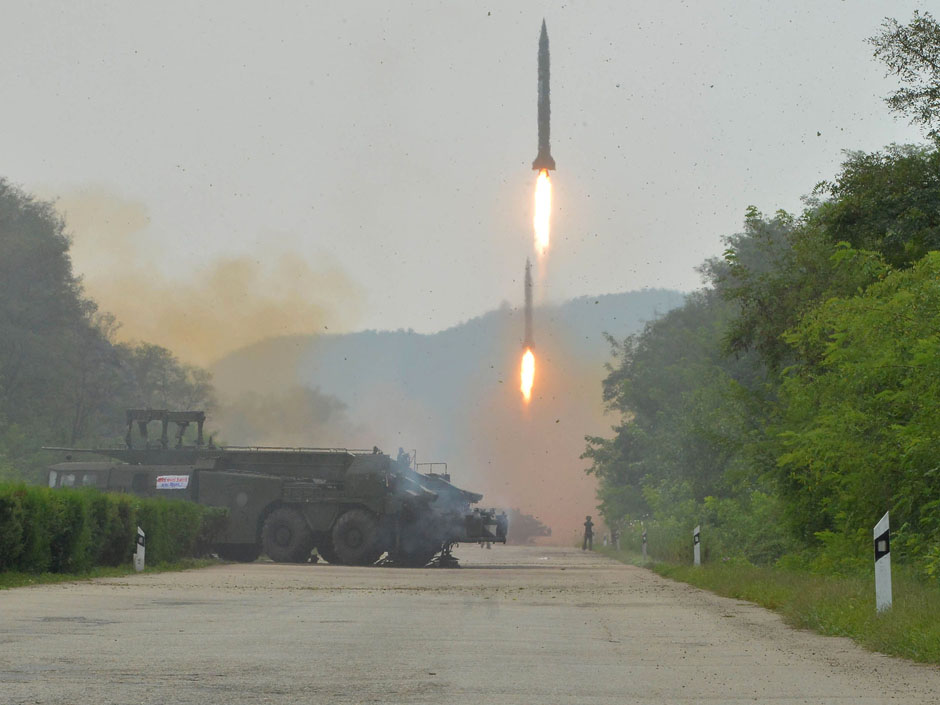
[213,288,685,401]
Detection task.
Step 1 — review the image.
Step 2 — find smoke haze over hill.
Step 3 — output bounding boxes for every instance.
[212,289,684,542]
[53,187,364,367]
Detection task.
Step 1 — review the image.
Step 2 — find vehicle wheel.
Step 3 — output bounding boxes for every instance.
[217,543,262,562]
[262,508,314,563]
[315,536,341,564]
[331,508,381,566]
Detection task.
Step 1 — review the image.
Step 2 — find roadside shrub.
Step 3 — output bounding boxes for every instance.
[0,486,26,570]
[195,507,229,555]
[47,490,93,573]
[0,482,227,574]
[136,498,206,564]
[86,491,136,567]
[18,486,54,572]
[702,492,795,564]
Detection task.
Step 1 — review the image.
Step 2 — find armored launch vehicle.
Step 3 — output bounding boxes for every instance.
[47,410,507,566]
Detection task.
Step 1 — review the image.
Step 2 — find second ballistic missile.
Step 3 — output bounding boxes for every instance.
[532,19,556,171]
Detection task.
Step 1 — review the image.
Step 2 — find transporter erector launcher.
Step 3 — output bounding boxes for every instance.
[532,20,556,171]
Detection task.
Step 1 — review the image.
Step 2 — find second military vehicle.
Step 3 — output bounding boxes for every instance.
[47,410,507,566]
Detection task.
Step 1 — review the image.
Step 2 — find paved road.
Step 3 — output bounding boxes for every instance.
[1,545,938,704]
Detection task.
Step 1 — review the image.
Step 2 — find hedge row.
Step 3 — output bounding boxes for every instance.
[0,483,227,573]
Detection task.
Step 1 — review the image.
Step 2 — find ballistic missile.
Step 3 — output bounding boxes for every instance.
[524,258,534,348]
[532,20,556,171]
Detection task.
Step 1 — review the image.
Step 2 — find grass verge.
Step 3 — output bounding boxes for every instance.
[0,558,218,590]
[599,547,940,665]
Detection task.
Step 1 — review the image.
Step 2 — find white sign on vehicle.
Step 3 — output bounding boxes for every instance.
[156,475,190,489]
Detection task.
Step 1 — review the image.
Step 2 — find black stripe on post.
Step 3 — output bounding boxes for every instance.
[874,529,890,561]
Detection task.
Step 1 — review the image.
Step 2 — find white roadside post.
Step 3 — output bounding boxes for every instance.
[134,526,146,573]
[642,528,648,562]
[693,525,701,566]
[873,511,892,612]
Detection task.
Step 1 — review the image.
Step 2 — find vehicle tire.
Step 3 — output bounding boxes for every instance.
[217,543,262,562]
[331,508,381,566]
[262,508,314,563]
[315,536,341,565]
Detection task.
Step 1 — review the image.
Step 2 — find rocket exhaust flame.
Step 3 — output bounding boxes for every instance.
[534,169,551,255]
[520,348,535,403]
[521,259,536,403]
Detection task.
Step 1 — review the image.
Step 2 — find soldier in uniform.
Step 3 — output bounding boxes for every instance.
[582,515,594,551]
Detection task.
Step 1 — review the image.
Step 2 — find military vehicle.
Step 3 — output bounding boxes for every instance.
[46,410,507,566]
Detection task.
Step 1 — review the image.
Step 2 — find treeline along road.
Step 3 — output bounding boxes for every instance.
[584,14,940,584]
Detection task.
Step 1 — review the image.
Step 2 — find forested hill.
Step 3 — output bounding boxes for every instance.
[210,289,685,542]
[212,289,684,404]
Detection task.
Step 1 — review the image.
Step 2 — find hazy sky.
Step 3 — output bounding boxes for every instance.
[1,1,928,338]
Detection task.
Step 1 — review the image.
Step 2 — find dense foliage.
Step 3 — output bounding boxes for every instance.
[0,180,214,482]
[0,483,226,572]
[585,13,940,580]
[585,140,940,580]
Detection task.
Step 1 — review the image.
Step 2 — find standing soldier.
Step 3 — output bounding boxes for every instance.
[582,515,594,551]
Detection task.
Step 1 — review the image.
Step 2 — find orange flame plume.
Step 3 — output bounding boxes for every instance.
[533,169,551,255]
[520,347,535,403]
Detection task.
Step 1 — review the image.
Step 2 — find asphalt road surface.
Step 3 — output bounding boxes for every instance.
[2,545,939,704]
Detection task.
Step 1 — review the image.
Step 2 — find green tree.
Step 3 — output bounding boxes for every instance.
[0,179,94,444]
[778,251,940,557]
[812,145,940,268]
[870,11,940,137]
[0,179,215,478]
[583,290,768,521]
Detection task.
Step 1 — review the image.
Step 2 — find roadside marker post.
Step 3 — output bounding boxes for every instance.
[873,511,892,612]
[693,525,701,566]
[134,526,146,573]
[642,528,648,562]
